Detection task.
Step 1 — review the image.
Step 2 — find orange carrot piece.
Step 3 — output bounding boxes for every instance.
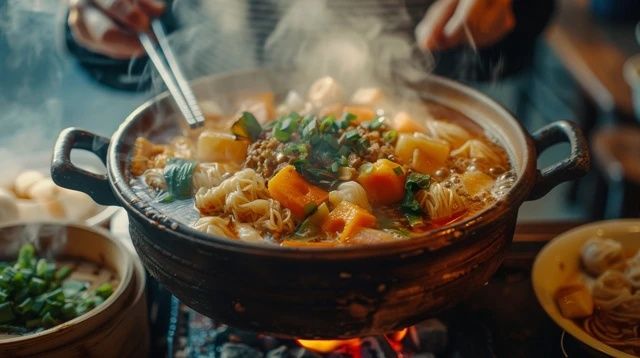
[268,165,329,219]
[343,106,376,123]
[323,201,377,241]
[356,159,406,205]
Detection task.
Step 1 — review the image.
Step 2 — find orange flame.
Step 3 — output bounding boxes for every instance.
[296,338,361,353]
[386,328,408,342]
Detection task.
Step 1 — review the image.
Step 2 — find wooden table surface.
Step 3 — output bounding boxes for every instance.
[546,0,639,118]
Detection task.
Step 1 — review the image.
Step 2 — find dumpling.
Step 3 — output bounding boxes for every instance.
[451,139,502,165]
[350,87,384,107]
[425,120,471,148]
[193,216,235,239]
[581,237,624,276]
[417,182,467,221]
[307,76,344,108]
[328,181,372,211]
[276,90,313,117]
[592,270,632,311]
[0,188,19,224]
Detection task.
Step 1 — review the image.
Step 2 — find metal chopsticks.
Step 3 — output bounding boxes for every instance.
[139,19,205,128]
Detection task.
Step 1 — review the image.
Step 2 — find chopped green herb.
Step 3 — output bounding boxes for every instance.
[400,173,431,227]
[231,112,263,142]
[337,112,356,129]
[368,116,384,130]
[393,166,404,176]
[383,130,398,143]
[272,112,300,142]
[0,244,114,334]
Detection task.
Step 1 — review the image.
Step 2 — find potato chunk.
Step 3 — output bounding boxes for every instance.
[196,131,248,164]
[555,284,594,319]
[396,133,450,175]
[461,171,495,196]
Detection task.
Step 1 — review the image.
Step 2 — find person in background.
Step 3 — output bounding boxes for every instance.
[66,0,554,115]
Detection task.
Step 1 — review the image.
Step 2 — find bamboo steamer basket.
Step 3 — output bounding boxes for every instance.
[0,222,148,357]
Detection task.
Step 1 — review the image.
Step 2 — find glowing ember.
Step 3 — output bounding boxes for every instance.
[386,328,408,342]
[296,338,361,353]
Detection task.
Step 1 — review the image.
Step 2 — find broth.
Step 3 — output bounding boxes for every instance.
[129,77,514,246]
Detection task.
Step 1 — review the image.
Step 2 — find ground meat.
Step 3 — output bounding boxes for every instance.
[244,137,292,178]
[243,120,398,179]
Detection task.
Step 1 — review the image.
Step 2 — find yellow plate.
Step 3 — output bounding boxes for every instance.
[532,219,640,358]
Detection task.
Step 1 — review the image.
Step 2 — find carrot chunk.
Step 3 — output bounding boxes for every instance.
[323,201,377,241]
[343,106,376,123]
[268,165,329,219]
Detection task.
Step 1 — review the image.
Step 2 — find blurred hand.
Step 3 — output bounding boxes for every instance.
[415,0,515,51]
[68,0,165,59]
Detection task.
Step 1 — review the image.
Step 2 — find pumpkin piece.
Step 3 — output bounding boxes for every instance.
[392,111,427,133]
[395,133,450,175]
[268,165,329,219]
[342,105,376,123]
[555,284,594,319]
[196,131,249,164]
[322,201,377,241]
[461,171,495,196]
[356,159,406,205]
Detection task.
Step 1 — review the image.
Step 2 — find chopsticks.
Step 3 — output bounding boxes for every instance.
[138,19,205,128]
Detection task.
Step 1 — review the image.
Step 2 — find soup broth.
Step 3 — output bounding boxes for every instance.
[129,77,514,246]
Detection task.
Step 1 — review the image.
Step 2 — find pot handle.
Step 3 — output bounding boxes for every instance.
[51,128,119,206]
[527,120,590,201]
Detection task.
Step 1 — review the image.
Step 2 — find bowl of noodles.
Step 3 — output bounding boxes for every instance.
[50,70,589,338]
[532,219,640,358]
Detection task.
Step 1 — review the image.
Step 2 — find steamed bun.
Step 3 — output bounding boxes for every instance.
[14,170,45,198]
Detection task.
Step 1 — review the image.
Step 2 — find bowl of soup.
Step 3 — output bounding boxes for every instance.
[50,70,589,338]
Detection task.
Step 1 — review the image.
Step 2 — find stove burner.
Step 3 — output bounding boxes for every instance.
[172,305,449,358]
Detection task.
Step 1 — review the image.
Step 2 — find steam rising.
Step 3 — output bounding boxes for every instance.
[157,0,434,98]
[0,224,67,260]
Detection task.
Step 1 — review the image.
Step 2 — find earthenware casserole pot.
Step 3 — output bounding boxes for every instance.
[50,70,590,339]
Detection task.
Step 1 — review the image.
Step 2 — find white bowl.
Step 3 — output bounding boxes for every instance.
[532,219,640,358]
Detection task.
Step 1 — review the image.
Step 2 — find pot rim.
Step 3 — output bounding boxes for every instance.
[108,70,536,258]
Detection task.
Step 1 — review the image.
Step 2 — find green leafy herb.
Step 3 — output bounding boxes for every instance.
[400,173,431,227]
[393,166,404,176]
[272,112,301,142]
[231,112,263,142]
[163,158,197,200]
[337,112,356,129]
